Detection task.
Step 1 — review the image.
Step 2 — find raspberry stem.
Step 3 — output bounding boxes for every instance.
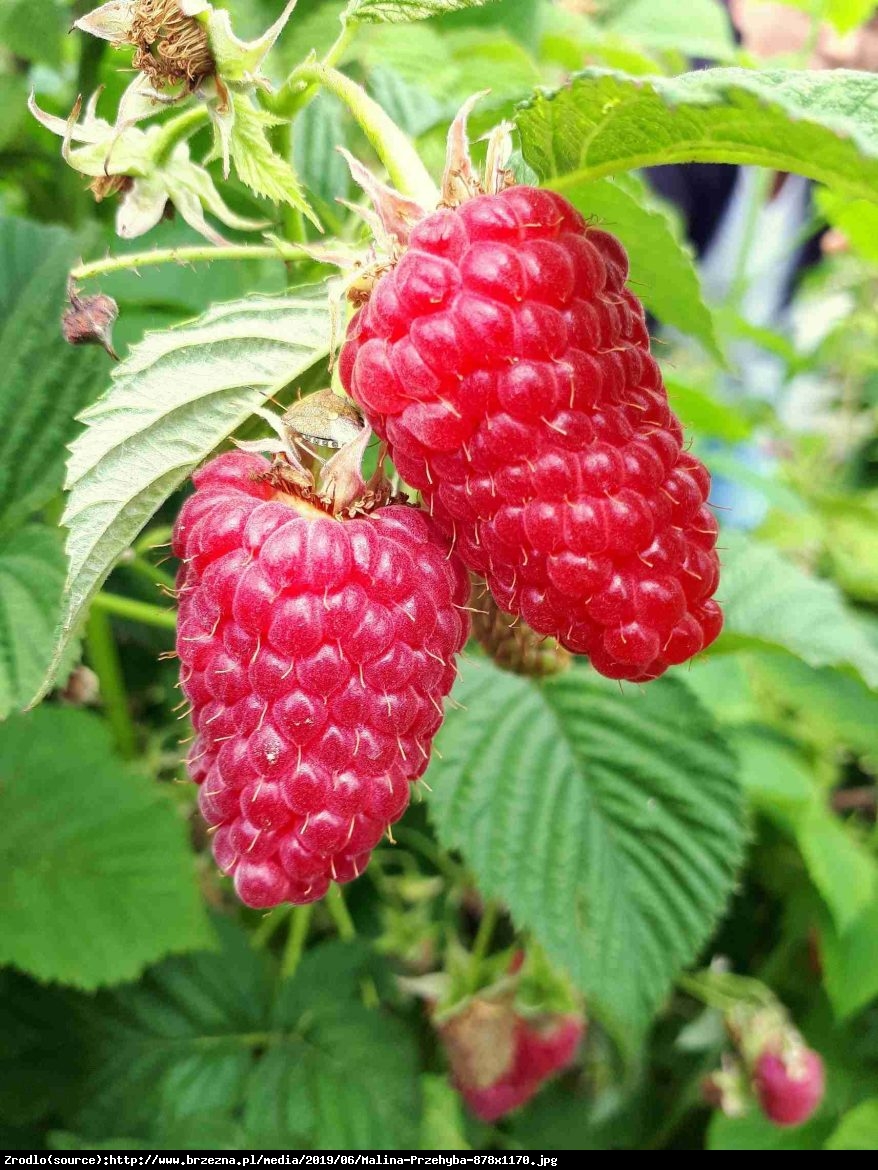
[326,885,357,942]
[469,900,501,991]
[86,607,137,758]
[93,592,178,631]
[70,242,310,282]
[286,63,438,206]
[281,905,314,980]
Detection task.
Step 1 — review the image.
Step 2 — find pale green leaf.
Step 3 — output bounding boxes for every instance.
[552,175,721,359]
[227,93,317,222]
[0,217,107,533]
[36,287,331,706]
[665,379,752,442]
[716,533,878,689]
[346,0,498,23]
[0,526,67,720]
[825,1099,878,1150]
[819,896,878,1020]
[0,708,212,988]
[428,658,743,1042]
[517,68,878,202]
[602,0,736,62]
[817,188,878,263]
[734,732,877,932]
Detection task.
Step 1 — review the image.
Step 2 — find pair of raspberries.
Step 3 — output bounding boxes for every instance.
[173,186,723,908]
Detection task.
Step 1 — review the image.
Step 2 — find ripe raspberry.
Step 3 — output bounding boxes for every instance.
[754,1046,825,1127]
[439,997,584,1123]
[173,450,469,908]
[340,186,722,681]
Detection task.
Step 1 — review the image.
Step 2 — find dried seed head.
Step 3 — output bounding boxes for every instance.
[131,0,215,89]
[62,281,119,359]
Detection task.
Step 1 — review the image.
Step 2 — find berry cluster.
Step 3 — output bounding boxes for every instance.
[340,185,722,681]
[173,451,468,907]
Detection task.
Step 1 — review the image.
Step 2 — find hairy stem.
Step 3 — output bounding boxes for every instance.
[86,607,137,758]
[282,905,314,980]
[93,592,178,631]
[71,241,310,282]
[285,64,437,205]
[469,899,501,991]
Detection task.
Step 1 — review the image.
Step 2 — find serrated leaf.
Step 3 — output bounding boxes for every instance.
[0,707,212,988]
[346,0,497,23]
[716,533,878,689]
[0,525,67,720]
[25,924,417,1149]
[517,68,878,202]
[227,93,317,222]
[428,658,743,1043]
[553,175,721,360]
[0,217,108,533]
[825,1099,878,1150]
[36,287,332,706]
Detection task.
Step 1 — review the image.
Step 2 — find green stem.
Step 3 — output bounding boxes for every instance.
[133,525,174,556]
[93,592,177,631]
[153,105,210,165]
[281,905,314,980]
[271,17,355,119]
[126,553,176,593]
[251,907,288,949]
[469,900,501,989]
[86,607,137,758]
[71,242,310,282]
[326,886,357,941]
[284,64,437,205]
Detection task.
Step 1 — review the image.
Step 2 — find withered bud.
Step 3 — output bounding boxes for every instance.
[62,281,120,360]
[132,0,215,89]
[470,575,571,678]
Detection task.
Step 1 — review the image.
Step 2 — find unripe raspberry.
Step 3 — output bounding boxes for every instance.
[470,574,571,678]
[173,451,469,908]
[340,186,722,682]
[754,1046,825,1127]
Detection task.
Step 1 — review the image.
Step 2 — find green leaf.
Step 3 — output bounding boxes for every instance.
[826,0,878,34]
[601,0,736,61]
[717,533,878,689]
[226,93,318,222]
[552,175,721,359]
[0,217,108,534]
[0,707,212,988]
[0,525,68,720]
[517,68,878,202]
[825,1098,878,1150]
[0,0,63,65]
[346,0,498,23]
[419,1075,470,1151]
[734,732,877,932]
[428,658,743,1043]
[665,379,752,443]
[819,897,878,1020]
[47,925,418,1149]
[36,287,331,706]
[817,188,878,263]
[708,1108,831,1150]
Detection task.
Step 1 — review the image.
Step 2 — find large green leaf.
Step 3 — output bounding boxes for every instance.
[35,287,332,706]
[23,924,418,1149]
[0,217,108,534]
[819,896,878,1020]
[517,68,878,202]
[825,1099,878,1150]
[716,534,878,689]
[0,708,212,988]
[346,0,497,22]
[0,525,68,720]
[428,658,743,1042]
[553,174,721,360]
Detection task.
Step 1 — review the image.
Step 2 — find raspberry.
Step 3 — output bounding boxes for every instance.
[340,186,722,681]
[173,451,469,908]
[754,1046,825,1127]
[439,997,584,1123]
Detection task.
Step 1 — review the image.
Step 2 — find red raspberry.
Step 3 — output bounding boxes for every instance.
[340,186,722,681]
[450,1011,585,1123]
[754,1046,825,1127]
[173,451,469,908]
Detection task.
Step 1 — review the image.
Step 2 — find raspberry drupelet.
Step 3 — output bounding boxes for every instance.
[174,451,469,908]
[340,185,722,682]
